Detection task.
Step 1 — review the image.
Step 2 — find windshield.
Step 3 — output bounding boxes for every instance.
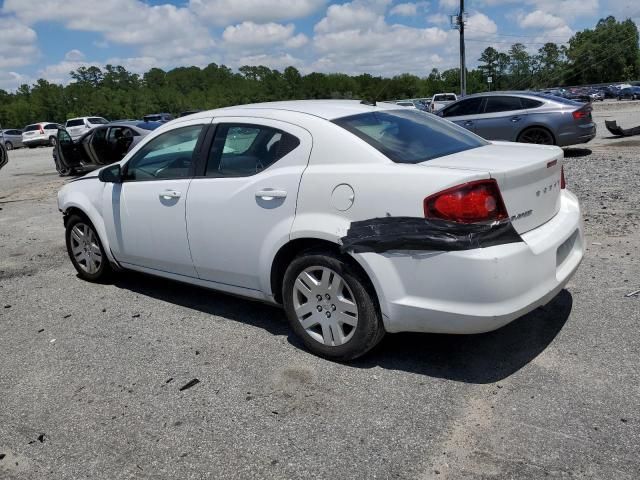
[334,109,487,164]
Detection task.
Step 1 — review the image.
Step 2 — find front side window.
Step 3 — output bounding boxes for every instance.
[334,109,486,164]
[442,97,484,117]
[124,125,204,181]
[44,123,59,130]
[205,124,300,177]
[483,96,524,114]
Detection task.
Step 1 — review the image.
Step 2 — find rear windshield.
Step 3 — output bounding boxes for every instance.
[136,121,162,130]
[88,117,108,124]
[334,109,487,164]
[434,94,456,101]
[66,119,84,127]
[24,124,41,131]
[531,93,582,106]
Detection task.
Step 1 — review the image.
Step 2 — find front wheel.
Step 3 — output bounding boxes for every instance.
[282,252,385,361]
[517,127,555,145]
[65,215,111,282]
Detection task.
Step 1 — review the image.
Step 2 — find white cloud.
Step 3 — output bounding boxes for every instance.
[390,2,421,16]
[189,0,327,25]
[315,1,389,33]
[285,33,310,48]
[64,49,85,61]
[0,17,39,69]
[223,22,297,47]
[518,10,565,29]
[427,13,450,25]
[0,71,32,91]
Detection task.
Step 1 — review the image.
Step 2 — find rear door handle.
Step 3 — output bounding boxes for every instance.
[464,120,474,126]
[511,116,522,122]
[255,189,287,200]
[159,189,181,199]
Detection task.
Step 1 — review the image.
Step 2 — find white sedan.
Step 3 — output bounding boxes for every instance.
[57,100,584,360]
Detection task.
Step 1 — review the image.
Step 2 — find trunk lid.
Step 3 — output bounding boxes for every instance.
[423,141,563,234]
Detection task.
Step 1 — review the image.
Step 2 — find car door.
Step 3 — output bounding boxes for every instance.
[186,118,312,291]
[473,96,529,141]
[56,128,90,169]
[102,120,209,277]
[439,97,485,133]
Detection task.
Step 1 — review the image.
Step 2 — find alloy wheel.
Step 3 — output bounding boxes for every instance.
[519,128,554,145]
[292,266,358,346]
[70,223,102,274]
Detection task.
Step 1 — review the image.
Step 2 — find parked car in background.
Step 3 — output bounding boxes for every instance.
[143,113,174,123]
[429,93,457,112]
[587,90,604,102]
[57,100,583,361]
[616,87,640,100]
[0,134,7,170]
[1,128,24,150]
[437,91,595,146]
[65,116,109,140]
[53,120,161,176]
[22,122,62,148]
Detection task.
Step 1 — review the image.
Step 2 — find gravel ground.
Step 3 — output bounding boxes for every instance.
[1,104,639,479]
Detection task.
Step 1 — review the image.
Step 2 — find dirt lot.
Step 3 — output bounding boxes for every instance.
[1,102,639,479]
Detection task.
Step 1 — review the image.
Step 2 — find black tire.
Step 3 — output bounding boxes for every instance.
[517,127,555,145]
[28,144,36,149]
[65,214,112,282]
[5,142,13,151]
[282,251,385,361]
[49,136,57,147]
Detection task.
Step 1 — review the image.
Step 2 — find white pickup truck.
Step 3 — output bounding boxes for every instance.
[429,93,458,112]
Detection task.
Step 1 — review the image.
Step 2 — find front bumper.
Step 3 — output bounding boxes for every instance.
[356,190,584,334]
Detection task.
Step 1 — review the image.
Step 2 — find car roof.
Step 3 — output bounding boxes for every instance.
[198,100,402,121]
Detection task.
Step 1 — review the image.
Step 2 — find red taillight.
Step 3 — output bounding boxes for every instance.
[561,166,566,189]
[424,179,509,224]
[572,109,589,120]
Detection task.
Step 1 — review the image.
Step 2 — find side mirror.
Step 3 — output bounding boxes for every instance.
[98,164,122,183]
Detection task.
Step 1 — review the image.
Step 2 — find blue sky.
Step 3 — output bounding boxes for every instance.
[0,0,637,90]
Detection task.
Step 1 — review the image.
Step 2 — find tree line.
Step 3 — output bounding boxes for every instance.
[0,16,638,128]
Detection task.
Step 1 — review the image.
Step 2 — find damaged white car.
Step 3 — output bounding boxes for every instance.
[57,100,584,360]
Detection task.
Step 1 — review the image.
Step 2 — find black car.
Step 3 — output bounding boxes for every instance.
[617,87,640,100]
[53,121,162,176]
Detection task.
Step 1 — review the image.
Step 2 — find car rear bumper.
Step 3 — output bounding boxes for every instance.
[23,137,51,146]
[356,190,584,334]
[557,123,596,146]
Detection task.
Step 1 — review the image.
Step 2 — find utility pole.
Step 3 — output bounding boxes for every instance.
[451,1,467,96]
[459,0,466,96]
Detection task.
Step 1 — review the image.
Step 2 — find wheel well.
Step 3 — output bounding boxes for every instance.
[270,238,377,305]
[517,125,556,144]
[62,207,90,227]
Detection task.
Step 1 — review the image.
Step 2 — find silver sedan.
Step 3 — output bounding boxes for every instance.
[1,129,24,150]
[436,92,596,146]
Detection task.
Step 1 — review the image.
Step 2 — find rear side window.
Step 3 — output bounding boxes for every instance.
[24,125,40,132]
[88,117,108,124]
[205,124,300,177]
[483,97,524,114]
[520,98,544,109]
[442,97,484,117]
[334,109,487,164]
[66,119,85,127]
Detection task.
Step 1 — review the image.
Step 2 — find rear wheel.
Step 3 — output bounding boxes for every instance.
[5,141,13,151]
[65,214,111,282]
[282,251,385,361]
[517,127,555,145]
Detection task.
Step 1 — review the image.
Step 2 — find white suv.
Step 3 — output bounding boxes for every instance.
[22,122,62,148]
[65,117,109,140]
[57,100,583,360]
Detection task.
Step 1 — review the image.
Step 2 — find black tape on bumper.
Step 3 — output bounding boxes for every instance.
[340,217,523,253]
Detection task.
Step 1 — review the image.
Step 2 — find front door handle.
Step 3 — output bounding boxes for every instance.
[159,189,181,200]
[511,116,522,122]
[464,120,474,126]
[255,189,287,200]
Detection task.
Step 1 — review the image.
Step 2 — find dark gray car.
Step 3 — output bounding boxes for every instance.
[53,121,161,176]
[436,92,596,146]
